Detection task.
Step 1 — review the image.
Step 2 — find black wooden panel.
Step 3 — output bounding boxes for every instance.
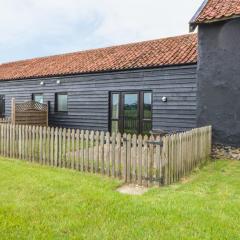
[0,65,197,132]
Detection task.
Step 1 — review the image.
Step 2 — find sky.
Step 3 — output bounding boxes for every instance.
[0,0,203,63]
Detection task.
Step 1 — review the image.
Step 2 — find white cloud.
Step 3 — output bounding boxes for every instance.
[0,0,99,44]
[0,0,203,62]
[95,0,203,43]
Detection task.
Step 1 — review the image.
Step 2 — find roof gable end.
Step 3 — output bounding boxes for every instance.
[190,0,240,31]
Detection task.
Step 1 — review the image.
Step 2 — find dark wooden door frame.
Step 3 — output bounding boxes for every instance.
[109,91,152,134]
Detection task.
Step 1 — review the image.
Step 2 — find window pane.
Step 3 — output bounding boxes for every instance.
[124,94,138,134]
[111,121,119,133]
[124,94,138,118]
[112,94,119,119]
[144,92,152,119]
[57,94,68,112]
[34,94,43,104]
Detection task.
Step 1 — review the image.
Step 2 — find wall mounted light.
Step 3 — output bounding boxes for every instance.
[162,96,167,102]
[56,80,61,85]
[40,81,44,86]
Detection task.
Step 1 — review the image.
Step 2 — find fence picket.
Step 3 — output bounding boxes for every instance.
[58,128,62,168]
[116,133,121,178]
[66,128,71,168]
[143,135,148,186]
[100,131,105,175]
[14,125,18,158]
[105,132,110,177]
[71,129,75,169]
[80,130,84,171]
[95,131,100,173]
[85,130,89,172]
[126,134,131,183]
[39,126,43,164]
[148,135,154,186]
[122,133,127,182]
[111,132,116,177]
[62,128,66,168]
[132,134,137,183]
[46,127,51,166]
[54,127,59,167]
[31,126,35,162]
[6,124,9,157]
[76,129,80,171]
[23,125,27,160]
[9,124,13,158]
[90,131,94,173]
[155,136,161,185]
[50,127,54,166]
[42,127,46,165]
[162,136,168,185]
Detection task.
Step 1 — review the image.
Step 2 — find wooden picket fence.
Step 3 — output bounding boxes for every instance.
[0,124,212,186]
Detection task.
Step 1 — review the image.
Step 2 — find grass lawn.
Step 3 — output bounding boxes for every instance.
[0,158,240,240]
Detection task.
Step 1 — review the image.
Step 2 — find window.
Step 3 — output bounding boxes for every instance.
[109,91,152,135]
[32,93,44,104]
[55,93,68,112]
[142,92,152,135]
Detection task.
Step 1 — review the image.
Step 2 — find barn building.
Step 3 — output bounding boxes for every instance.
[0,0,239,145]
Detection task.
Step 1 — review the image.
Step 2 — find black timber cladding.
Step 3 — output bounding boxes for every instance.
[0,65,197,132]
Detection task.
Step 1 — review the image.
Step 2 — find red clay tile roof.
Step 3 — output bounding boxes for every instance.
[192,0,240,24]
[0,34,197,81]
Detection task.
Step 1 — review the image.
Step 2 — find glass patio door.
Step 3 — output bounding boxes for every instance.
[110,91,152,135]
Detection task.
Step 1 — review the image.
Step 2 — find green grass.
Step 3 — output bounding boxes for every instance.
[0,158,240,240]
